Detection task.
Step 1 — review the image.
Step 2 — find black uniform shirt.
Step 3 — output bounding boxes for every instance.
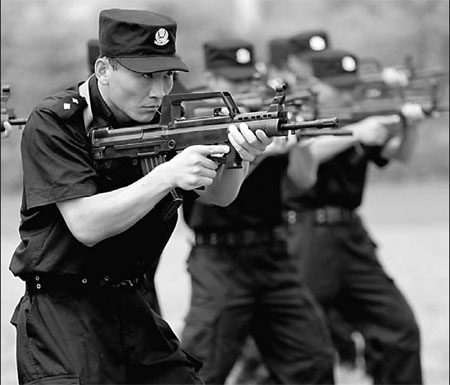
[184,154,289,232]
[283,145,389,211]
[10,77,185,281]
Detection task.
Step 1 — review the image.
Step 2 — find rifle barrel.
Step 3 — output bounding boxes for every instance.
[298,128,353,137]
[283,117,339,130]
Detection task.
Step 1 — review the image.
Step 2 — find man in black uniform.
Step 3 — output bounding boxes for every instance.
[280,34,425,384]
[181,39,335,385]
[86,38,187,317]
[268,32,365,370]
[9,9,273,385]
[84,37,187,317]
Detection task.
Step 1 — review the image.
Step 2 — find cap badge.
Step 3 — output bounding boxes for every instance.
[236,48,251,64]
[309,36,327,51]
[341,56,357,72]
[154,28,169,46]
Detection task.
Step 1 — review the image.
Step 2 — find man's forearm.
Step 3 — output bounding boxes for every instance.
[309,135,358,164]
[57,166,174,247]
[287,144,318,191]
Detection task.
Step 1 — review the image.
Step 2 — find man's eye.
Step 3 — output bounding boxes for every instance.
[166,71,175,77]
[142,73,153,79]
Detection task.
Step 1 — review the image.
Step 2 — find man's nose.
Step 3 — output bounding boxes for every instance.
[148,79,165,99]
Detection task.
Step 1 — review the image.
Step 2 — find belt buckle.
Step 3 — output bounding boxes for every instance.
[287,210,297,225]
[210,233,218,246]
[316,208,327,224]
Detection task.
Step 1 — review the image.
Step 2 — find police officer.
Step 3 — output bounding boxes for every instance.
[9,9,273,385]
[268,32,365,370]
[181,39,335,385]
[86,37,164,317]
[279,32,425,384]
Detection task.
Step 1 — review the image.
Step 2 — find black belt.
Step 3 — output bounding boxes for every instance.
[26,273,148,294]
[283,207,356,226]
[195,227,286,246]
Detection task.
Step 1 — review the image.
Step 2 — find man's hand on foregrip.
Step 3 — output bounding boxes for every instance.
[227,122,273,162]
[400,103,426,126]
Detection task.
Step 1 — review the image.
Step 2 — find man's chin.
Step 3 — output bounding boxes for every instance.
[133,111,158,123]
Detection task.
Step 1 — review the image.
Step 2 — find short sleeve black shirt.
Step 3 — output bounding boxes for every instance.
[184,154,289,232]
[283,145,389,211]
[10,77,182,280]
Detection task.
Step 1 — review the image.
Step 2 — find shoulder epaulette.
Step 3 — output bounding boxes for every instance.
[41,92,87,122]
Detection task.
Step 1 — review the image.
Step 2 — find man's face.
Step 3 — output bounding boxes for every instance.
[105,63,174,123]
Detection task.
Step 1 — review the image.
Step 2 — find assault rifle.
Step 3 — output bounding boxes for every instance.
[308,100,448,126]
[1,84,27,133]
[307,81,449,126]
[90,83,350,220]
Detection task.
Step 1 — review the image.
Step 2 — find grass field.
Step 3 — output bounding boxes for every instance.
[1,180,449,385]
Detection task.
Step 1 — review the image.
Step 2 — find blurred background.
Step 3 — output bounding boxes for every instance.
[1,0,449,384]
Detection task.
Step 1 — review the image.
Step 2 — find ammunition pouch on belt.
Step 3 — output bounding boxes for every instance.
[283,206,356,226]
[195,227,286,246]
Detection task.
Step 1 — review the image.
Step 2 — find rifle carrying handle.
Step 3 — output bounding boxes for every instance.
[160,91,240,123]
[140,156,184,221]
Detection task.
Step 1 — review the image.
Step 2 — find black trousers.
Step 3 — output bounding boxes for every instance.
[181,239,335,385]
[287,211,423,385]
[11,283,202,385]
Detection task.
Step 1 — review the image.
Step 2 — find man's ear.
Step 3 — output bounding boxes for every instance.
[95,58,110,85]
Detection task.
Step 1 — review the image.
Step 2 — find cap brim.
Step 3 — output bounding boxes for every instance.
[211,66,258,81]
[116,56,189,73]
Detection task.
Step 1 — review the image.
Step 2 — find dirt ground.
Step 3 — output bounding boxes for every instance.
[1,180,449,384]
